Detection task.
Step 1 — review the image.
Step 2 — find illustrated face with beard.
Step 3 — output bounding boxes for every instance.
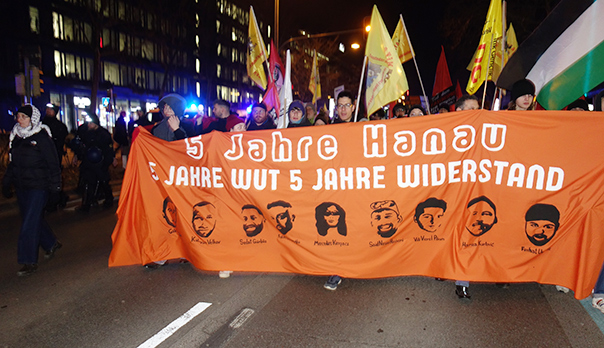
[371,209,402,238]
[465,201,496,236]
[269,206,294,235]
[242,208,265,237]
[525,220,557,246]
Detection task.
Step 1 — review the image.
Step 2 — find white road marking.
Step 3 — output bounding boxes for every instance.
[137,302,212,348]
[229,308,255,329]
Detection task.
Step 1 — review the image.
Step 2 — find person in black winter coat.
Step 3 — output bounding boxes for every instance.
[78,113,116,211]
[43,104,69,211]
[287,100,312,128]
[2,104,62,276]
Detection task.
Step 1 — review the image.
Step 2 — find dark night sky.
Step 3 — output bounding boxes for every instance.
[251,0,560,96]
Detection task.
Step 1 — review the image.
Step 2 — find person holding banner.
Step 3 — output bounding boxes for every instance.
[287,100,312,128]
[408,105,426,117]
[508,79,536,111]
[246,103,276,131]
[593,264,604,314]
[333,91,356,124]
[152,94,187,141]
[455,95,480,111]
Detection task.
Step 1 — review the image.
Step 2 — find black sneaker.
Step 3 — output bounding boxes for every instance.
[44,241,62,260]
[17,264,38,277]
[455,285,471,299]
[324,275,342,290]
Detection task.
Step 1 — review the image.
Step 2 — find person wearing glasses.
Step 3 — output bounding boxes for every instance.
[333,91,356,123]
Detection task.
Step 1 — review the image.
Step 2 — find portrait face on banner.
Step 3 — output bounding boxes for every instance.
[524,204,560,246]
[192,202,217,238]
[465,196,497,237]
[162,197,177,228]
[414,198,447,233]
[370,200,402,238]
[315,202,347,237]
[267,200,295,235]
[242,205,265,237]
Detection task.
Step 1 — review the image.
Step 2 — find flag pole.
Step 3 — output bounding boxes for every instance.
[354,55,368,122]
[401,14,430,114]
[495,0,508,110]
[481,26,496,109]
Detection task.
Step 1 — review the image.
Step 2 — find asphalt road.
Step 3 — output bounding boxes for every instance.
[1,202,604,348]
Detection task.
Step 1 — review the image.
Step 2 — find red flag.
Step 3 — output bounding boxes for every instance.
[262,40,282,116]
[432,46,453,97]
[455,80,463,99]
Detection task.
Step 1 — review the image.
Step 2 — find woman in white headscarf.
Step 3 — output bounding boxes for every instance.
[2,104,62,276]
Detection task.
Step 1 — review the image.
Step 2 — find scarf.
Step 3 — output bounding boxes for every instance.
[9,104,52,148]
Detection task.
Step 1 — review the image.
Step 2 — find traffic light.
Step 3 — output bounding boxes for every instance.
[15,73,25,96]
[31,67,44,97]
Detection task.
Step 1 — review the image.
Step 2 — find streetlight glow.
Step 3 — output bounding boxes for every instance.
[365,25,371,32]
[351,43,360,50]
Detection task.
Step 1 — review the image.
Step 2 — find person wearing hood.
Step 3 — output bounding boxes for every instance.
[78,112,116,212]
[287,100,312,128]
[152,93,187,141]
[2,104,62,276]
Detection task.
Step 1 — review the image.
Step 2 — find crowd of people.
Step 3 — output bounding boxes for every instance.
[2,79,603,314]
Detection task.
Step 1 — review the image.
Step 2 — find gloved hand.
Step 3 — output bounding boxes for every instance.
[2,184,13,199]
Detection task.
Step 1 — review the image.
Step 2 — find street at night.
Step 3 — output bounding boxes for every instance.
[1,198,604,347]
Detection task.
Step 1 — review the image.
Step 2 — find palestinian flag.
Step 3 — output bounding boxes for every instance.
[497,0,604,110]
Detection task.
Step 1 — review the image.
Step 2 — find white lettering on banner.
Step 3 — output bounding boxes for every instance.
[312,167,385,190]
[317,135,338,160]
[298,136,312,162]
[290,170,302,191]
[185,135,203,160]
[393,130,416,157]
[231,169,279,190]
[161,166,224,187]
[482,124,506,151]
[149,162,159,180]
[423,128,446,155]
[364,125,387,158]
[248,139,266,162]
[272,132,292,162]
[224,134,244,160]
[452,126,476,152]
[397,160,564,190]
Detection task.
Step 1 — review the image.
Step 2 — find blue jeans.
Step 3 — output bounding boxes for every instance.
[594,261,604,295]
[16,189,57,264]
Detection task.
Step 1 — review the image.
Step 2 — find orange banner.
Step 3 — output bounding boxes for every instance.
[109,110,604,299]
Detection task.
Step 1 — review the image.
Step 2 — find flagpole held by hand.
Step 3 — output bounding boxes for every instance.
[355,56,368,122]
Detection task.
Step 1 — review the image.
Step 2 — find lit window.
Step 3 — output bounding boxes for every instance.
[29,7,39,33]
[216,20,220,34]
[196,82,200,97]
[54,51,62,77]
[232,29,236,42]
[196,14,199,28]
[196,59,200,73]
[217,64,221,78]
[217,43,221,55]
[196,35,199,48]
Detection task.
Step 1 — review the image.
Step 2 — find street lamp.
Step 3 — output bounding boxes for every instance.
[351,43,360,50]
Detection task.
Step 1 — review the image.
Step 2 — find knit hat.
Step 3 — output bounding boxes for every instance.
[17,105,33,118]
[288,100,305,115]
[566,99,589,111]
[158,93,186,118]
[88,113,100,125]
[252,102,267,112]
[392,103,405,114]
[226,114,244,131]
[525,204,560,226]
[511,79,535,101]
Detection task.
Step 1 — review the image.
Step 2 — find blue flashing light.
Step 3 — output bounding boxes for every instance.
[246,104,253,114]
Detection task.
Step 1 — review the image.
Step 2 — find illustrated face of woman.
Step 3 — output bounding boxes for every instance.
[16,112,31,128]
[324,205,340,227]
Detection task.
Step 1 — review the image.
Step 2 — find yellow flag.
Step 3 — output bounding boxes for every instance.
[247,6,268,90]
[466,0,503,94]
[365,6,409,116]
[505,23,518,63]
[392,16,414,64]
[308,50,322,104]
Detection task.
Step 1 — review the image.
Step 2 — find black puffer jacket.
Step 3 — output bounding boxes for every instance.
[2,130,61,191]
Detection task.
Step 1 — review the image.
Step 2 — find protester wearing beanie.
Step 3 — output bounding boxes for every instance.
[2,104,62,276]
[287,100,312,128]
[509,79,536,111]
